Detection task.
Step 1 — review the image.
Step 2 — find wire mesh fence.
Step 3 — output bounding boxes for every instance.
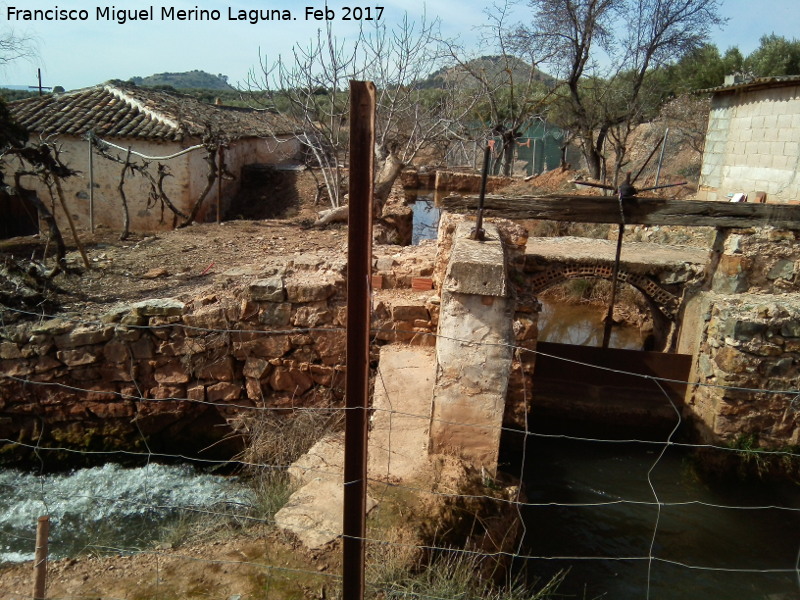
[0,304,799,599]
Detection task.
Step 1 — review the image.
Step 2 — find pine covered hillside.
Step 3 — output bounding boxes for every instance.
[418,55,557,89]
[128,70,232,90]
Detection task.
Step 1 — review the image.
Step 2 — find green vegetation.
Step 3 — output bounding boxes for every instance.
[128,69,233,90]
[726,433,800,482]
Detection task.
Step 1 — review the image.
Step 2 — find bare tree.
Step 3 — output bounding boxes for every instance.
[440,1,557,176]
[247,15,475,226]
[517,0,724,182]
[0,28,35,69]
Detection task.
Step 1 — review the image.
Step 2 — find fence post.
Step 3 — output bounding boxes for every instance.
[343,80,375,600]
[33,515,50,600]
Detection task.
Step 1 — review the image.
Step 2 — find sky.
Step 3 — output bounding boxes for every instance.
[0,0,798,91]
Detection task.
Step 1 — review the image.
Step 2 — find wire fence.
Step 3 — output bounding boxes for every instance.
[1,303,799,599]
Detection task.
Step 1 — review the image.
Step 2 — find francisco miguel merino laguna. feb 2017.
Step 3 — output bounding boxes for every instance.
[5,5,385,24]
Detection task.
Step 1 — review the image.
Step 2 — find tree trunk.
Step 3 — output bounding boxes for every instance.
[372,151,404,216]
[312,148,405,227]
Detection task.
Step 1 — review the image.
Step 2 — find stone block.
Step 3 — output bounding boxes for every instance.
[269,367,313,395]
[292,304,332,328]
[243,356,271,379]
[54,326,114,349]
[103,340,131,363]
[196,356,235,381]
[285,279,336,302]
[245,377,264,400]
[444,222,508,297]
[57,347,101,367]
[257,303,292,327]
[33,356,63,374]
[233,335,291,360]
[187,384,206,402]
[239,299,260,320]
[183,307,228,334]
[391,304,429,322]
[313,330,346,365]
[154,363,191,384]
[131,298,185,317]
[86,400,134,419]
[0,359,32,377]
[150,385,186,400]
[249,276,286,302]
[31,318,73,335]
[207,382,242,402]
[0,342,22,360]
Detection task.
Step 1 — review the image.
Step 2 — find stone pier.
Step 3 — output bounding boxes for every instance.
[428,221,515,474]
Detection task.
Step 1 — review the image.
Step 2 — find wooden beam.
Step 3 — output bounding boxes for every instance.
[441,194,800,230]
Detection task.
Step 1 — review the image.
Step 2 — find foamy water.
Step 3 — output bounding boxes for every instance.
[0,463,249,563]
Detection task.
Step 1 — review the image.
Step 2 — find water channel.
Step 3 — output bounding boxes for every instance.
[2,200,798,598]
[0,463,249,563]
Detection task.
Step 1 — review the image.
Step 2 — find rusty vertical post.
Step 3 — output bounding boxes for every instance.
[216,145,224,225]
[343,80,375,600]
[88,133,95,233]
[32,515,49,600]
[471,145,491,241]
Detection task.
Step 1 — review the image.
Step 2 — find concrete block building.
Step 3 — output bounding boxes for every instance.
[699,75,800,204]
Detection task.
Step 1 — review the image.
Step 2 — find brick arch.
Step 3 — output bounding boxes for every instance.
[528,263,680,319]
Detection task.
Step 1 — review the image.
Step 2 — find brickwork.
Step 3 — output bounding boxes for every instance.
[528,263,680,318]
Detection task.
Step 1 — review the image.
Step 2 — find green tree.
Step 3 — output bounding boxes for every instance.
[744,34,800,77]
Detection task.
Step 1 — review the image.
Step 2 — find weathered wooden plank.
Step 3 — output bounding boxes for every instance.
[441,194,800,229]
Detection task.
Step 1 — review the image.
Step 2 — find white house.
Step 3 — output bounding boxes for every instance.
[5,82,300,233]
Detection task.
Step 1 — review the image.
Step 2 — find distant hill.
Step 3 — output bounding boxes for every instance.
[128,70,232,90]
[418,55,557,90]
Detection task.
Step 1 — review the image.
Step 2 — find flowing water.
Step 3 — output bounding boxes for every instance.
[0,463,249,564]
[515,438,800,600]
[517,297,800,599]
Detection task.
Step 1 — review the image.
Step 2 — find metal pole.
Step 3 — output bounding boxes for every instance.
[33,515,50,600]
[654,128,670,188]
[471,145,492,241]
[602,223,624,349]
[342,80,375,600]
[216,146,223,225]
[88,134,94,233]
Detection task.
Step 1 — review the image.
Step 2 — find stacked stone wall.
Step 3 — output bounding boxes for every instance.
[687,293,800,447]
[711,229,800,294]
[0,255,439,461]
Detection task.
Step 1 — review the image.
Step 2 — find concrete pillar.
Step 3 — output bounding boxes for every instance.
[428,221,514,474]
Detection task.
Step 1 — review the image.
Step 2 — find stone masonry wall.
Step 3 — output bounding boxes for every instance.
[711,228,800,294]
[687,292,800,447]
[0,253,439,461]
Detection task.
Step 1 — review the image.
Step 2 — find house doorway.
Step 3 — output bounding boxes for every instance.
[0,190,39,239]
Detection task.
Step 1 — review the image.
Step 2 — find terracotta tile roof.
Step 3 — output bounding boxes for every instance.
[8,82,291,142]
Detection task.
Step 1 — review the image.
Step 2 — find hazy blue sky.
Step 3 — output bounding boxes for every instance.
[0,0,797,91]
